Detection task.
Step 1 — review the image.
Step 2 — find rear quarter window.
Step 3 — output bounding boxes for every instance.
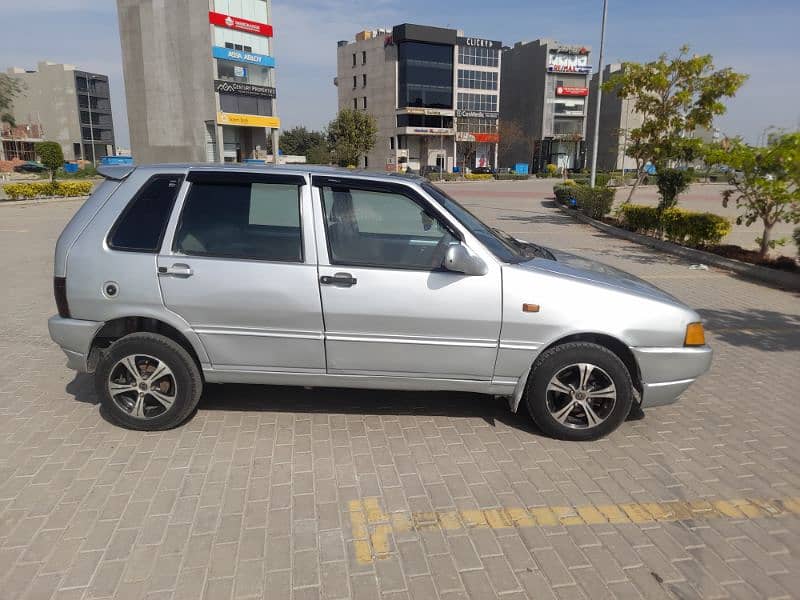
[108,175,184,252]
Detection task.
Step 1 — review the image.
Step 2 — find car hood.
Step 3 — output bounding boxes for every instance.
[517,248,685,306]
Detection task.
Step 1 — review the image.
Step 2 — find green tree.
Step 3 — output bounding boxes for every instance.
[0,73,22,127]
[326,109,377,167]
[704,133,800,258]
[278,126,327,158]
[306,142,332,165]
[655,168,691,211]
[603,46,747,202]
[35,141,64,181]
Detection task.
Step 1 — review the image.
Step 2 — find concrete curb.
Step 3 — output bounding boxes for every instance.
[0,196,88,207]
[556,204,800,292]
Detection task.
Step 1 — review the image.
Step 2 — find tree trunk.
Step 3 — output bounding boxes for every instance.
[625,171,645,203]
[759,222,773,259]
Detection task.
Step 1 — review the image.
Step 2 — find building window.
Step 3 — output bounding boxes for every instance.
[362,73,367,87]
[456,117,498,134]
[553,119,583,135]
[456,92,498,112]
[243,45,252,53]
[352,53,356,67]
[353,98,358,110]
[397,41,454,109]
[363,155,368,168]
[362,51,367,65]
[397,114,453,128]
[219,93,272,116]
[225,42,234,49]
[390,137,395,150]
[362,96,367,109]
[457,69,498,91]
[353,75,357,89]
[458,45,499,67]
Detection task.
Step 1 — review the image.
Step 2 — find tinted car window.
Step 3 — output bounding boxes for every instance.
[321,185,455,270]
[109,175,183,252]
[174,181,302,262]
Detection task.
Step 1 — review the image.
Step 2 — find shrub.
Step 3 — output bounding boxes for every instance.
[35,141,64,181]
[553,185,577,205]
[571,177,590,186]
[495,173,529,181]
[575,186,616,219]
[594,172,611,188]
[620,204,661,235]
[546,163,558,176]
[464,173,493,181]
[563,179,577,187]
[3,181,93,200]
[663,209,732,246]
[656,168,691,211]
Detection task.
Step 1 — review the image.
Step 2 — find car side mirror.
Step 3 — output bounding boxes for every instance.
[444,243,488,276]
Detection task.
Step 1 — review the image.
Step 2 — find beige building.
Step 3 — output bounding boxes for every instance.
[335,24,501,173]
[5,61,115,162]
[117,0,279,163]
[585,63,643,172]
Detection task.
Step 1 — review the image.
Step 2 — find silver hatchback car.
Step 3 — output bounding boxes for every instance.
[49,164,712,440]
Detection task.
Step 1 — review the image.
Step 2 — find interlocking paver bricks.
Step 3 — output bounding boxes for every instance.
[1,182,799,598]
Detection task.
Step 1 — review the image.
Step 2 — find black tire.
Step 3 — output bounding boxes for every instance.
[525,342,633,441]
[95,332,202,431]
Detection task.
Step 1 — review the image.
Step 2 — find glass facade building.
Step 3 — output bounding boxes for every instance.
[397,42,454,109]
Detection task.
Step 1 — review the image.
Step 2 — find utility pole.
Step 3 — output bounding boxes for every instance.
[589,0,608,188]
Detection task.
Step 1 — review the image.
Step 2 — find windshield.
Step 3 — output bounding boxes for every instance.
[422,182,552,263]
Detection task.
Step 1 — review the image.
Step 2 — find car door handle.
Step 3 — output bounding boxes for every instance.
[320,272,357,287]
[158,263,193,277]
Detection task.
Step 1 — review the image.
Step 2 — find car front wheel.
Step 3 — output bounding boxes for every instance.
[95,332,202,431]
[525,342,634,441]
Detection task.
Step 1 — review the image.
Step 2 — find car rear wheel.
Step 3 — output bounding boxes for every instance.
[95,332,202,431]
[525,342,633,441]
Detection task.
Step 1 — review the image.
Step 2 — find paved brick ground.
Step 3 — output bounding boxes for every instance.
[0,181,799,600]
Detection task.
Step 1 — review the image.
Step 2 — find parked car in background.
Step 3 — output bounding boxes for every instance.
[420,165,445,178]
[49,164,712,440]
[471,167,496,175]
[14,161,47,173]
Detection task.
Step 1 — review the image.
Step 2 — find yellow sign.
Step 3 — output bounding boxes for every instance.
[217,112,281,128]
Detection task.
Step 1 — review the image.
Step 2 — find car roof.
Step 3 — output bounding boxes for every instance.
[99,162,426,185]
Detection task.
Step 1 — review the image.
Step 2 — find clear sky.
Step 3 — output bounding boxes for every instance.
[2,0,798,148]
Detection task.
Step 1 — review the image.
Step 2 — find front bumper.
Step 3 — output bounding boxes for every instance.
[632,345,713,408]
[48,315,103,372]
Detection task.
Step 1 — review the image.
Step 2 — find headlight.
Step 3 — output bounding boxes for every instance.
[684,322,706,346]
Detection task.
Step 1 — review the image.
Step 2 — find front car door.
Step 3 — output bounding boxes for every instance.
[312,176,502,380]
[157,170,325,374]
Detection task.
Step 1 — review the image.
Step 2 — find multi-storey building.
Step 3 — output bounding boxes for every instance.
[500,39,592,172]
[117,0,279,163]
[585,63,643,172]
[5,61,115,162]
[335,24,501,172]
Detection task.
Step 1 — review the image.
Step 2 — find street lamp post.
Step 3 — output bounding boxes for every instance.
[589,0,608,188]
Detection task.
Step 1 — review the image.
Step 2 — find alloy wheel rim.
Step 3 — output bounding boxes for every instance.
[107,353,177,419]
[545,363,616,430]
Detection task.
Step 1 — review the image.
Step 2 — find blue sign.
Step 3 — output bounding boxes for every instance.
[514,162,529,175]
[212,46,275,67]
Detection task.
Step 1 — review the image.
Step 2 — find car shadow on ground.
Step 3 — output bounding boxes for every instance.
[698,307,800,351]
[66,373,645,434]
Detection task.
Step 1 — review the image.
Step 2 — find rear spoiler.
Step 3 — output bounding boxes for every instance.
[97,164,136,180]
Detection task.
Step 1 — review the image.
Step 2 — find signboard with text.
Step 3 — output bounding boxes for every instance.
[212,46,275,67]
[217,112,281,128]
[214,80,276,98]
[547,52,591,74]
[456,36,502,49]
[209,11,273,37]
[456,109,499,119]
[556,86,589,96]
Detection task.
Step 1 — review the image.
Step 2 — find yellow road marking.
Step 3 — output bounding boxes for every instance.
[348,496,800,564]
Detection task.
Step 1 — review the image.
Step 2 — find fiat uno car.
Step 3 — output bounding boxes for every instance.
[49,164,712,440]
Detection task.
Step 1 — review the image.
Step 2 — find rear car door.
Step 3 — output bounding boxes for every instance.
[157,171,325,373]
[312,176,502,380]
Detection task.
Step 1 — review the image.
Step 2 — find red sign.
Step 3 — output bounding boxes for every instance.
[209,11,273,37]
[473,133,499,143]
[556,86,589,97]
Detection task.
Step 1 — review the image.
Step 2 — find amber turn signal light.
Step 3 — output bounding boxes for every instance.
[684,322,705,346]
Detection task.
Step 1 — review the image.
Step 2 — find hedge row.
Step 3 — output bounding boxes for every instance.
[620,204,732,247]
[3,181,94,200]
[553,184,616,219]
[463,173,494,181]
[494,173,530,181]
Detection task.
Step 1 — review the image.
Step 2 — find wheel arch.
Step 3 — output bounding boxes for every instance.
[88,316,207,375]
[510,332,642,413]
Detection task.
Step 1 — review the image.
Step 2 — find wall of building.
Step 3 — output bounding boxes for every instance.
[7,62,84,161]
[586,64,642,171]
[117,0,216,163]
